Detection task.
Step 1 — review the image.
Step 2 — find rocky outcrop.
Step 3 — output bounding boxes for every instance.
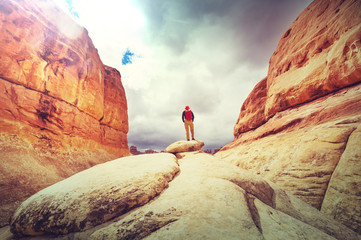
[217,0,361,234]
[265,0,361,121]
[10,154,179,236]
[166,140,205,153]
[217,85,361,208]
[0,0,129,226]
[234,0,361,137]
[6,152,360,239]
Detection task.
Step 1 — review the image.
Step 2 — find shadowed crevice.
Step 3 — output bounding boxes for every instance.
[245,193,262,234]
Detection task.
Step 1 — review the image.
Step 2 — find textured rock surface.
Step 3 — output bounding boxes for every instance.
[0,0,104,118]
[0,0,129,226]
[166,140,204,153]
[89,153,359,240]
[6,153,360,239]
[234,0,361,137]
[234,77,267,135]
[265,0,361,120]
[321,123,361,234]
[217,83,361,232]
[219,0,361,234]
[10,153,179,236]
[100,66,128,132]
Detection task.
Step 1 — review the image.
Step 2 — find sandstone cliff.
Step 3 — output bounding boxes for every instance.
[0,0,129,226]
[216,0,361,234]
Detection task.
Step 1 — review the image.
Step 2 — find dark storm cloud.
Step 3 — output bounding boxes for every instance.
[234,0,313,65]
[133,0,312,66]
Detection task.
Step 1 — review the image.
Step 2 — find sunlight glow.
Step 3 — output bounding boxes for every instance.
[56,0,145,32]
[54,0,148,80]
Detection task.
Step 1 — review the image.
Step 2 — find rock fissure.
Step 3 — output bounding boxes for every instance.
[245,193,263,234]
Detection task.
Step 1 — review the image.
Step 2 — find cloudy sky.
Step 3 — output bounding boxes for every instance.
[55,0,312,152]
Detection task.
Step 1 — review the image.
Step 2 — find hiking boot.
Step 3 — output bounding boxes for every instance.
[187,139,190,141]
[192,138,195,140]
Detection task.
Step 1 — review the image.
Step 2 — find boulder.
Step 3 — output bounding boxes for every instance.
[166,140,205,153]
[10,153,179,236]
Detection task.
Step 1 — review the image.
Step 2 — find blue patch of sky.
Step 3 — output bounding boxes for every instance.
[65,0,79,18]
[122,49,135,65]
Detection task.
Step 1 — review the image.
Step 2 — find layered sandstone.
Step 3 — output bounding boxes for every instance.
[0,0,129,226]
[234,0,361,137]
[266,0,361,121]
[218,0,361,234]
[217,84,361,209]
[6,152,360,239]
[234,77,267,135]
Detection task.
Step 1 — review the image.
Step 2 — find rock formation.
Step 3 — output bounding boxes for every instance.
[0,0,129,226]
[5,152,360,239]
[166,140,205,153]
[10,154,179,236]
[216,0,361,234]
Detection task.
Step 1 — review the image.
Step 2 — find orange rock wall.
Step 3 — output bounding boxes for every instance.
[0,0,129,226]
[234,0,361,137]
[0,0,129,151]
[101,66,128,133]
[265,0,361,119]
[233,77,267,135]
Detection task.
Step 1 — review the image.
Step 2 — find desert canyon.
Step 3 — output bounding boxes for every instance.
[0,0,361,239]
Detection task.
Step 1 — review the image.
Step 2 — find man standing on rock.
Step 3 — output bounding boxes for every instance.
[182,106,195,141]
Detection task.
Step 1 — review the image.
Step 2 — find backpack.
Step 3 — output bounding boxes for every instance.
[185,110,193,121]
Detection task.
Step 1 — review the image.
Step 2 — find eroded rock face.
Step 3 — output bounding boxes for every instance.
[101,66,128,133]
[221,0,361,233]
[0,0,129,226]
[266,0,361,120]
[234,77,267,136]
[217,83,361,233]
[10,153,179,236]
[165,140,205,154]
[234,0,361,137]
[0,0,104,119]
